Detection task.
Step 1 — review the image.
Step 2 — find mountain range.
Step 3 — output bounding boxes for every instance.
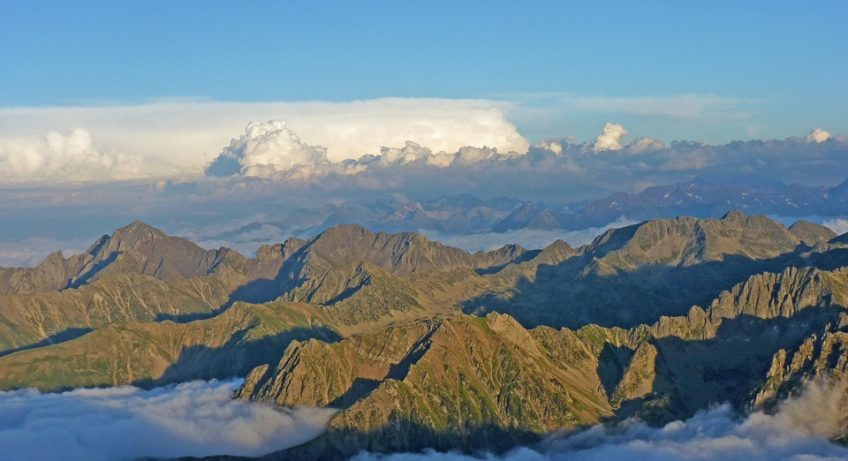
[192,177,848,246]
[1,212,847,459]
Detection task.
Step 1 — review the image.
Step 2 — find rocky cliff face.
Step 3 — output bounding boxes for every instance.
[753,317,848,410]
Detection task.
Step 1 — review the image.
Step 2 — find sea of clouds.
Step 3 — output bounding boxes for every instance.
[2,375,844,461]
[0,379,334,461]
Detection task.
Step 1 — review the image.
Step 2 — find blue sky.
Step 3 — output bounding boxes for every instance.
[2,0,846,142]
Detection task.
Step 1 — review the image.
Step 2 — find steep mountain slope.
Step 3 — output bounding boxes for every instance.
[234,265,848,459]
[0,221,241,294]
[0,227,308,355]
[0,272,238,353]
[586,210,800,267]
[0,250,90,294]
[2,213,839,366]
[753,322,848,410]
[0,300,342,390]
[244,313,612,460]
[463,210,840,327]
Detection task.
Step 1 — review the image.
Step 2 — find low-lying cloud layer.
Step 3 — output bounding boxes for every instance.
[421,217,636,253]
[0,379,334,461]
[354,379,848,461]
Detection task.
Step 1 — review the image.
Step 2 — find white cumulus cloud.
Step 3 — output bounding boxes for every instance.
[206,121,519,180]
[593,123,629,152]
[533,140,563,155]
[0,379,334,461]
[0,129,146,183]
[807,128,832,143]
[206,119,332,179]
[0,99,529,176]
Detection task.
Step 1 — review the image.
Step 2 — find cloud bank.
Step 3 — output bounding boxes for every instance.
[0,379,334,461]
[0,129,147,183]
[353,379,848,461]
[205,119,518,180]
[203,120,848,191]
[0,98,528,180]
[0,96,844,191]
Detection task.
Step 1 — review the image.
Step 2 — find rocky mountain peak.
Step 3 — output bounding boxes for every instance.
[721,209,747,221]
[788,220,838,246]
[110,220,168,245]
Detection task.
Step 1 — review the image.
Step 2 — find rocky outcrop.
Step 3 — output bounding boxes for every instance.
[753,316,848,409]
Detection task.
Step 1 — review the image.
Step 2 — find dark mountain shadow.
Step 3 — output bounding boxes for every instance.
[322,280,367,306]
[131,325,340,389]
[155,247,311,323]
[463,247,848,329]
[597,343,635,398]
[0,327,93,357]
[65,251,119,289]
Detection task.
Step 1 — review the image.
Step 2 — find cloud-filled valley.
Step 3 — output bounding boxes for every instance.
[0,379,334,461]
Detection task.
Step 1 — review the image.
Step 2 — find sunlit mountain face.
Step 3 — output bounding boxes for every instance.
[1,2,847,460]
